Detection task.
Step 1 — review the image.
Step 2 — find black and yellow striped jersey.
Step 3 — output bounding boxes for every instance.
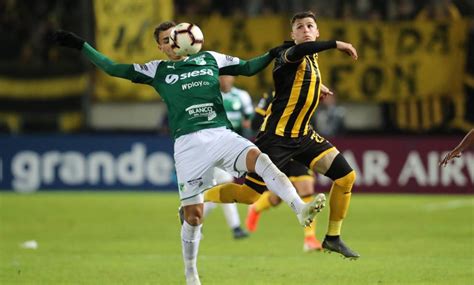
[260,53,321,138]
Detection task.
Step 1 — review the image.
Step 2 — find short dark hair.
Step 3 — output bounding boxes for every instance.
[154,21,176,43]
[290,11,317,26]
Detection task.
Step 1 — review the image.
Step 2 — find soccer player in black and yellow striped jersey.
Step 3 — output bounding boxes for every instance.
[205,11,359,258]
[249,11,359,258]
[248,90,334,252]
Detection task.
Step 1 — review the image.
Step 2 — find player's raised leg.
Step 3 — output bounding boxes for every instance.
[243,148,325,226]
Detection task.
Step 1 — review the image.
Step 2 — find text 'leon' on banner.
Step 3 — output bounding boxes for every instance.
[317,20,468,102]
[191,16,468,102]
[93,0,173,101]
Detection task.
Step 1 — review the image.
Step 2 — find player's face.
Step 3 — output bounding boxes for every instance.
[291,17,319,44]
[158,27,183,61]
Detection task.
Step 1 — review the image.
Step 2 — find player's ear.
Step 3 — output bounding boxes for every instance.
[290,31,295,41]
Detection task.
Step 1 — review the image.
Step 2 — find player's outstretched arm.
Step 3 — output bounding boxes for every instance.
[285,40,358,62]
[219,52,273,76]
[439,128,474,167]
[220,42,294,76]
[52,30,135,80]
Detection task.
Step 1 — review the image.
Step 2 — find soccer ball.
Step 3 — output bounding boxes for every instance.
[170,23,204,56]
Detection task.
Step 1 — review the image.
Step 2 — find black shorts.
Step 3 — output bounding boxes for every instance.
[245,129,334,193]
[281,160,313,181]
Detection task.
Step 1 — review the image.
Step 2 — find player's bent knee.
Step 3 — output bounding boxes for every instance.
[254,153,274,176]
[185,214,203,226]
[236,147,260,173]
[335,170,356,189]
[183,205,204,226]
[324,153,354,183]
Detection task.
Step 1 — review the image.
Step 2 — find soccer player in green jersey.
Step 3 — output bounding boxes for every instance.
[219,75,254,138]
[53,21,326,285]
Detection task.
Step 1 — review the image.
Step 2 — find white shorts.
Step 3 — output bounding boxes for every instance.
[174,127,255,205]
[213,167,234,184]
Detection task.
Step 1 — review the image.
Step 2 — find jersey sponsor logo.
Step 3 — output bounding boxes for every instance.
[165,74,179,84]
[185,103,217,121]
[165,68,214,85]
[181,80,210,90]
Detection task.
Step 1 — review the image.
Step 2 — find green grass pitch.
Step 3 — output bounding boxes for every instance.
[1,192,473,284]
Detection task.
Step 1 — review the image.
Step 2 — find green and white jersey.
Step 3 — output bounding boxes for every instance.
[131,52,241,138]
[222,87,253,134]
[82,43,273,138]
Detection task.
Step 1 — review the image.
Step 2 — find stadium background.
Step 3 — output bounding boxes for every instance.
[0,1,473,284]
[0,0,472,193]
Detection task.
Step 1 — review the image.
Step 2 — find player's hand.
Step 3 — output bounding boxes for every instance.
[269,41,295,58]
[51,30,85,50]
[320,84,334,99]
[336,41,358,60]
[439,150,462,167]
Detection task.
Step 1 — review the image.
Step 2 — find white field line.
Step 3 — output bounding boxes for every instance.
[423,199,474,212]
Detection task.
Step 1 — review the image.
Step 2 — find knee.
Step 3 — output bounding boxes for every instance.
[335,170,356,189]
[183,206,203,226]
[254,152,274,176]
[269,192,282,205]
[185,214,203,226]
[246,148,262,173]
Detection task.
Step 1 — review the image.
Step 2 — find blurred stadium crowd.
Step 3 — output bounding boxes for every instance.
[176,0,470,20]
[0,0,473,135]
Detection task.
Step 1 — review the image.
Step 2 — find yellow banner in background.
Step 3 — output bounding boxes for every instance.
[95,11,468,103]
[0,75,89,99]
[183,16,468,102]
[93,0,173,101]
[316,20,468,102]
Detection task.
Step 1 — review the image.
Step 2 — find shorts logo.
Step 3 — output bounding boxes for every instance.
[187,178,203,188]
[225,55,234,62]
[178,183,185,192]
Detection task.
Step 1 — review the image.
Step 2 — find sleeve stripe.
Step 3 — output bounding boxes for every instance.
[133,60,161,78]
